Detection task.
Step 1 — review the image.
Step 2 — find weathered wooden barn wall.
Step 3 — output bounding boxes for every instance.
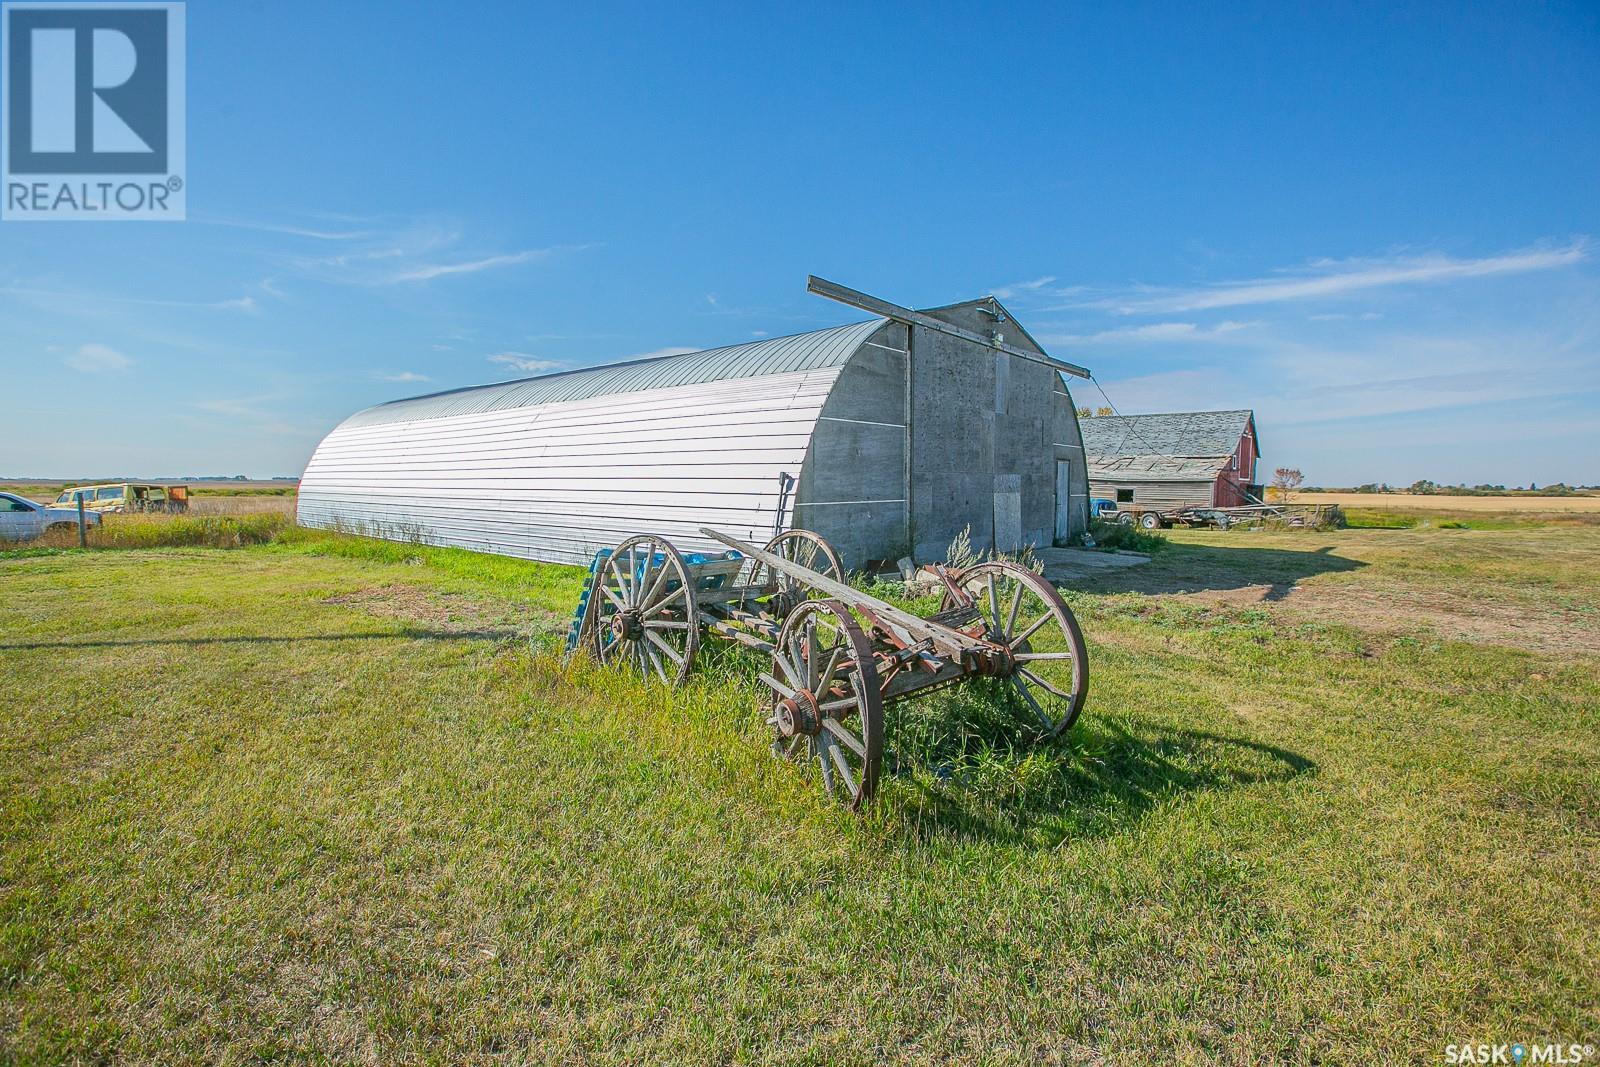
[1087,477,1219,510]
[1213,429,1259,506]
[1082,410,1259,512]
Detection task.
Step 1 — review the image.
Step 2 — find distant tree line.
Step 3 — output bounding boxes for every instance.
[1302,481,1593,496]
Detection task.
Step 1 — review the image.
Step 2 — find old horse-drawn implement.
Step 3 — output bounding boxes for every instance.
[569,527,1088,808]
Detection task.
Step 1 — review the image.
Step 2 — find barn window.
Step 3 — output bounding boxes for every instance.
[1116,488,1134,502]
[994,353,1009,414]
[1230,455,1237,470]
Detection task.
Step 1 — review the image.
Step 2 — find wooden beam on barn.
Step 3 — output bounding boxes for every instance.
[806,275,1092,380]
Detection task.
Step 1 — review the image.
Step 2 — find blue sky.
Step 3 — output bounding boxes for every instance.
[4,0,1597,485]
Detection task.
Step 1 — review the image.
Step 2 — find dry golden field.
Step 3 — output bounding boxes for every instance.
[1294,491,1600,512]
[1,484,296,516]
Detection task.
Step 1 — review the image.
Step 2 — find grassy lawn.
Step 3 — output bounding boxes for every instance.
[1,523,1596,1063]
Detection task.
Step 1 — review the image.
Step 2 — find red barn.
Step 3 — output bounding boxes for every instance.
[1081,409,1261,510]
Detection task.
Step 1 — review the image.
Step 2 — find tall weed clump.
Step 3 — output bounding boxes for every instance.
[944,524,1048,573]
[1087,518,1165,553]
[92,512,292,548]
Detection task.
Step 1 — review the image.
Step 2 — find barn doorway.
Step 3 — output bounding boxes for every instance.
[1054,460,1074,544]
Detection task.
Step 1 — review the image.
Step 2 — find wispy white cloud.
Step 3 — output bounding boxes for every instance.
[64,343,131,373]
[197,216,373,240]
[2,285,259,313]
[487,352,567,374]
[698,292,773,317]
[621,346,699,361]
[1081,368,1229,413]
[486,344,697,377]
[1090,324,1599,437]
[373,371,431,383]
[391,250,549,283]
[286,224,591,286]
[1043,320,1257,345]
[1308,311,1383,322]
[186,393,310,437]
[1084,241,1589,314]
[992,276,1057,299]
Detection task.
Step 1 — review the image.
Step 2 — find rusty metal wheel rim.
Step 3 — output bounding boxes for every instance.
[590,534,700,687]
[751,530,844,620]
[944,561,1089,735]
[761,598,883,809]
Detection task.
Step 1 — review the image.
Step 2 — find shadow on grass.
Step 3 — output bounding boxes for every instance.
[0,628,529,651]
[1077,541,1365,601]
[881,681,1315,847]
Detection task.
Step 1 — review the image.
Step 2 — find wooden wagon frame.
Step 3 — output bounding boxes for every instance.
[574,527,1089,808]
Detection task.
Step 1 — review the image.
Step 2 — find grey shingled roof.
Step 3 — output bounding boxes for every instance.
[1081,409,1256,482]
[1080,409,1255,461]
[1087,454,1230,481]
[341,318,887,429]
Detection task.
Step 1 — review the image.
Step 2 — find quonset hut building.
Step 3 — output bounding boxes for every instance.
[298,283,1092,570]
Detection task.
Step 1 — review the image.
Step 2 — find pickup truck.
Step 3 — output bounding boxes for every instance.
[1090,498,1119,520]
[53,483,189,514]
[0,492,102,542]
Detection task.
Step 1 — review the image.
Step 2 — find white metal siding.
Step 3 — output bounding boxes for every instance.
[298,367,842,565]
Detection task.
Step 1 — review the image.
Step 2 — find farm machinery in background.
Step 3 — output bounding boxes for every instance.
[51,483,190,515]
[1094,498,1338,530]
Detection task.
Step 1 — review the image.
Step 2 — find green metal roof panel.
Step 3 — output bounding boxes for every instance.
[341,318,888,429]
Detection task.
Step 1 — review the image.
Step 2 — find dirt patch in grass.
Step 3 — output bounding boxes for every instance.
[1168,581,1600,657]
[323,583,562,639]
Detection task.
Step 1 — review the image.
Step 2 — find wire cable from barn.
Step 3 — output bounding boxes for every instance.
[1085,374,1181,473]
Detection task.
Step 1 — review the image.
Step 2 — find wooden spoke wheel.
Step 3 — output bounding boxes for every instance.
[589,534,700,687]
[761,599,884,809]
[750,529,845,620]
[943,561,1089,736]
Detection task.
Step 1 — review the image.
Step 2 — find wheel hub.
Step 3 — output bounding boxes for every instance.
[770,586,800,621]
[775,688,821,738]
[970,642,1017,677]
[610,609,644,641]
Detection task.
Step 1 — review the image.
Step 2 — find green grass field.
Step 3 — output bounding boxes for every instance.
[2,519,1596,1063]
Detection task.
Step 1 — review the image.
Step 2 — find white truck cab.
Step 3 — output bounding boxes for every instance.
[0,492,102,543]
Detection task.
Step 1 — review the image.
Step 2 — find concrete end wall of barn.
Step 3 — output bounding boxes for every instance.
[794,307,1090,570]
[793,322,909,570]
[907,303,1089,563]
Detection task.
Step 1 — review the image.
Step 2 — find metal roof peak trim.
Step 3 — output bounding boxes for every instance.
[342,318,888,430]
